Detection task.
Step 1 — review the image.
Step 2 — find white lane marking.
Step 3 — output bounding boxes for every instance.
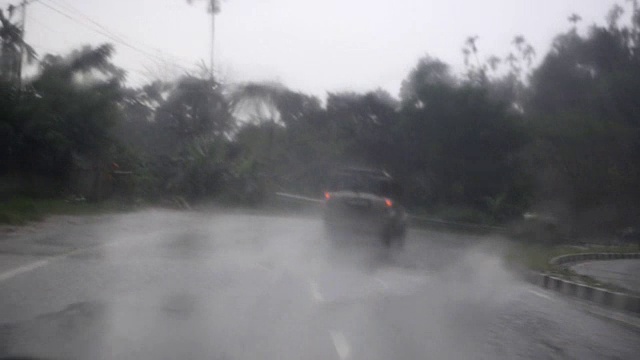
[330,330,351,360]
[0,237,139,284]
[0,259,51,282]
[309,281,325,302]
[529,289,554,301]
[0,231,164,283]
[0,248,84,283]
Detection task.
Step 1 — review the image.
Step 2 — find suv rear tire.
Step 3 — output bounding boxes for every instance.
[382,225,406,248]
[381,227,393,247]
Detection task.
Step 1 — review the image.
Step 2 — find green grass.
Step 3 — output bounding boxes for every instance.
[506,241,640,273]
[0,197,135,225]
[0,198,42,224]
[505,241,640,293]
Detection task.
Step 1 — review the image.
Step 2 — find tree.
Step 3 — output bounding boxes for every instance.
[155,76,232,149]
[525,3,640,231]
[325,90,400,169]
[186,0,221,13]
[25,44,125,163]
[398,56,529,219]
[0,43,128,198]
[139,76,234,199]
[187,0,221,77]
[229,81,329,196]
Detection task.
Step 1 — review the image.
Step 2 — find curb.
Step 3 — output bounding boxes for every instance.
[532,273,640,314]
[526,253,640,315]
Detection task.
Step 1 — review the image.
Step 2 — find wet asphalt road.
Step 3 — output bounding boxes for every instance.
[0,209,638,360]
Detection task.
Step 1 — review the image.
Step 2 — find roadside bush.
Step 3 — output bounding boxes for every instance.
[431,205,495,225]
[0,197,41,224]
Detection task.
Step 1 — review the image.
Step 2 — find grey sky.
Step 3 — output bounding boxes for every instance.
[4,0,623,97]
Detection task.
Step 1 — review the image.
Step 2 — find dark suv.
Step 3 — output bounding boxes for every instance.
[323,168,407,246]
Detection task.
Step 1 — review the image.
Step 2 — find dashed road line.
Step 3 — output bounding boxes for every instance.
[529,289,555,301]
[330,330,351,360]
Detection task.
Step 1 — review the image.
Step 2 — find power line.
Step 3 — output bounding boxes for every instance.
[27,12,64,36]
[35,0,196,75]
[46,0,131,45]
[29,42,58,54]
[46,0,196,66]
[38,0,170,64]
[42,0,166,58]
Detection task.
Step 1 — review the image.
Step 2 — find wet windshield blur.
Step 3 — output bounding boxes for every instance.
[1,1,640,359]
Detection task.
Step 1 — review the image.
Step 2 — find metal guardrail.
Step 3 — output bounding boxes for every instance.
[550,252,640,266]
[534,272,640,314]
[275,192,507,233]
[274,192,324,204]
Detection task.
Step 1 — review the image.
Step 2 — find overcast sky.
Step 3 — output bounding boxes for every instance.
[3,0,624,97]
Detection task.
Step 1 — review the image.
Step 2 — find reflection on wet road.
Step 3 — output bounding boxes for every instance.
[0,210,638,359]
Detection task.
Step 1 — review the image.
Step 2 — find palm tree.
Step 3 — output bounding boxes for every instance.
[186,0,221,79]
[568,13,582,29]
[186,0,221,13]
[228,82,287,166]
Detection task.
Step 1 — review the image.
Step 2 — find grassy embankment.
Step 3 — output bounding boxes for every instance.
[505,241,640,292]
[0,197,135,225]
[412,211,639,291]
[506,242,639,273]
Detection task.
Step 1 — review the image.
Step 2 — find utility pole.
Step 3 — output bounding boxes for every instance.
[209,0,215,81]
[16,0,28,89]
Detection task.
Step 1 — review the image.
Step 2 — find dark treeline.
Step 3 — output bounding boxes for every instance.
[2,4,640,234]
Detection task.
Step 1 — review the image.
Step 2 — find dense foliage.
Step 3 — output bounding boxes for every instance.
[2,3,640,234]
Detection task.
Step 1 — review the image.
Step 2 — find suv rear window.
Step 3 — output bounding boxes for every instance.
[329,173,395,198]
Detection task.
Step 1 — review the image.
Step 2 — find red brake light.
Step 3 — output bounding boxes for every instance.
[385,198,393,207]
[324,192,331,200]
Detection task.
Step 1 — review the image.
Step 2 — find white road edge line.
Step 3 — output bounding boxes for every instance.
[0,240,123,283]
[529,289,554,301]
[330,330,351,360]
[309,281,325,302]
[0,259,51,282]
[0,233,157,283]
[0,248,83,283]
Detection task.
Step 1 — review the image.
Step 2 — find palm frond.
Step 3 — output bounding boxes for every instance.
[186,0,221,14]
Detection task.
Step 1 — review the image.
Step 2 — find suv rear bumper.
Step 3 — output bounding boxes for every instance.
[323,208,405,238]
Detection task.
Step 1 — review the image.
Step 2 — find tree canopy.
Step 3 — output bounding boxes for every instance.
[2,2,640,235]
